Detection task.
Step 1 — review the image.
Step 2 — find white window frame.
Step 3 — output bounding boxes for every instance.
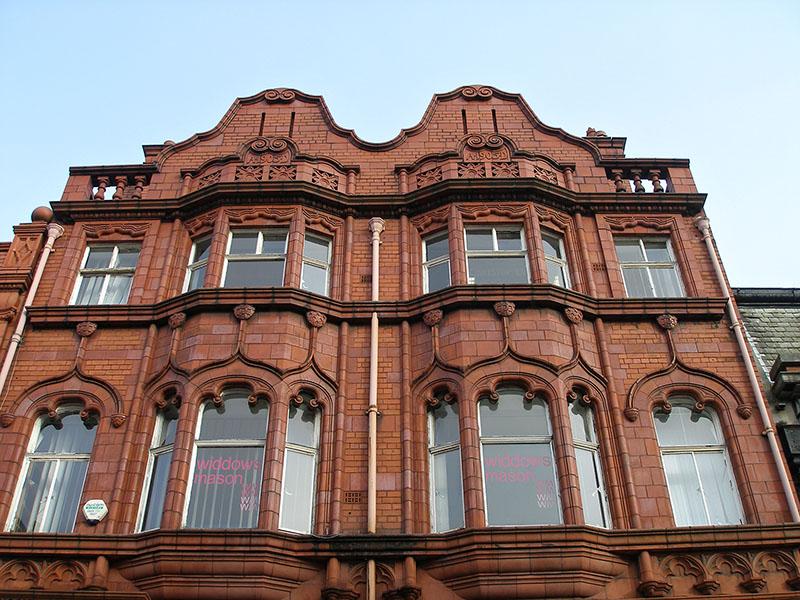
[300,233,332,297]
[183,235,211,292]
[278,398,320,534]
[136,410,177,532]
[422,231,451,294]
[568,398,611,528]
[427,403,464,532]
[182,391,268,529]
[477,389,562,527]
[615,237,684,298]
[6,405,94,533]
[464,226,530,285]
[541,229,571,289]
[70,244,139,305]
[654,401,745,527]
[221,228,288,288]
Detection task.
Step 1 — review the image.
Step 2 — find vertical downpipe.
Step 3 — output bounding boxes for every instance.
[367,217,385,600]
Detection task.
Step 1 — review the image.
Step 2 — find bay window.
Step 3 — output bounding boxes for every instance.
[654,401,744,526]
[614,237,683,298]
[8,406,97,533]
[222,229,287,288]
[300,233,331,296]
[465,226,529,285]
[478,388,560,526]
[184,236,211,292]
[423,231,451,293]
[428,397,464,532]
[72,244,140,305]
[568,392,610,528]
[184,391,268,528]
[279,393,319,533]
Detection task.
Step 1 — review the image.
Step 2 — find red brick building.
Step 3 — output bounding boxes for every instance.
[0,85,798,599]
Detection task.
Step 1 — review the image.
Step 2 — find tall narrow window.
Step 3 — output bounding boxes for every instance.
[423,231,451,293]
[428,396,464,532]
[465,226,529,285]
[222,229,287,288]
[138,404,178,531]
[184,236,211,292]
[614,237,683,298]
[541,230,571,288]
[72,244,140,305]
[568,391,610,528]
[184,391,268,528]
[300,233,331,296]
[280,393,319,533]
[8,406,97,533]
[479,388,560,526]
[654,401,744,526]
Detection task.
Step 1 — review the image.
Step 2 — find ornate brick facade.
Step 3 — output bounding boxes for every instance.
[0,86,797,599]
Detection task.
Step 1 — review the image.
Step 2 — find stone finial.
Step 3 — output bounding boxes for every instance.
[564,307,583,324]
[233,304,255,321]
[585,127,608,137]
[306,311,327,328]
[657,314,678,330]
[168,312,187,329]
[423,309,443,327]
[76,322,97,337]
[493,301,516,317]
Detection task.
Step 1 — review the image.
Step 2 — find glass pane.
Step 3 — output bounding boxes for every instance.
[651,267,683,297]
[154,414,178,447]
[141,449,172,530]
[301,262,328,296]
[424,233,449,261]
[468,256,528,284]
[426,261,451,293]
[432,448,464,531]
[465,229,494,251]
[621,267,652,297]
[695,452,743,525]
[199,395,268,441]
[279,449,315,532]
[431,401,460,446]
[643,240,671,262]
[194,237,212,263]
[287,403,317,448]
[187,264,207,291]
[497,229,523,251]
[75,275,104,305]
[662,453,706,526]
[11,460,52,532]
[43,460,88,532]
[546,261,566,287]
[229,232,259,255]
[115,246,140,269]
[35,411,97,454]
[615,239,644,263]
[223,259,285,287]
[576,448,607,527]
[569,401,596,444]
[654,405,720,446]
[541,233,561,258]
[261,229,288,255]
[479,389,549,438]
[303,235,330,263]
[186,446,264,528]
[84,247,113,269]
[104,274,133,304]
[482,442,560,526]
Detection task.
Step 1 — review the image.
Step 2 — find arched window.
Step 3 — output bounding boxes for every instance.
[428,395,464,532]
[478,387,561,526]
[137,402,179,531]
[654,399,744,526]
[568,391,610,528]
[184,390,268,529]
[8,405,98,533]
[279,393,319,533]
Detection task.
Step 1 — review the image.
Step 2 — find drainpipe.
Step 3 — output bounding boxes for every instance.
[366,217,384,600]
[0,222,64,403]
[695,216,800,522]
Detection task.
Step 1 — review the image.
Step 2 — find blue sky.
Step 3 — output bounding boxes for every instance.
[1,0,798,286]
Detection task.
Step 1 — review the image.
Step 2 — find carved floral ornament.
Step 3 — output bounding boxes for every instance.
[306,310,327,328]
[75,321,97,337]
[168,312,187,329]
[426,386,458,409]
[461,85,494,100]
[465,133,504,150]
[657,313,678,330]
[290,390,321,410]
[493,301,516,317]
[264,89,296,103]
[567,388,594,406]
[423,309,443,327]
[233,304,255,320]
[564,307,583,324]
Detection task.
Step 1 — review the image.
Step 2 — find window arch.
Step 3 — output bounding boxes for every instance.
[7,405,98,533]
[183,389,269,529]
[568,388,610,528]
[279,391,320,534]
[478,387,561,526]
[653,398,744,526]
[427,390,464,532]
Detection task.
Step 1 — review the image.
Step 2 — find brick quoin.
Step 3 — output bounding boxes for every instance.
[0,85,795,599]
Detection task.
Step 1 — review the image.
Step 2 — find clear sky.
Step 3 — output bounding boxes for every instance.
[1,0,798,287]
